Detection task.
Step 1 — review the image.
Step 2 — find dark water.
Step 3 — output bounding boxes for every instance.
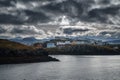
[0,55,120,80]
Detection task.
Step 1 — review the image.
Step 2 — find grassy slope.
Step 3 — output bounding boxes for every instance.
[0,39,33,50]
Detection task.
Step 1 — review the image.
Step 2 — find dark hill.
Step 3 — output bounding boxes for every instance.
[0,39,33,50]
[0,39,59,64]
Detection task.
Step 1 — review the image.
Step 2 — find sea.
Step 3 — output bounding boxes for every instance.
[0,55,120,80]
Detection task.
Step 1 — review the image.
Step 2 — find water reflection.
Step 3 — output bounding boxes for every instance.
[0,55,120,80]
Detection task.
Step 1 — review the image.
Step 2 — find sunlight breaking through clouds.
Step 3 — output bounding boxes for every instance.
[0,0,120,39]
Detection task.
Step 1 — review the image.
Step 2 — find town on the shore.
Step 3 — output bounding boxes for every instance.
[30,37,117,49]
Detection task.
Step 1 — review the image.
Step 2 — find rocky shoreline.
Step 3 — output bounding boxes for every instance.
[0,56,59,64]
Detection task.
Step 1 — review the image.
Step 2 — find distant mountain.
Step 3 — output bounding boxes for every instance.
[9,36,57,46]
[78,36,120,44]
[9,36,120,46]
[23,37,36,41]
[10,37,42,45]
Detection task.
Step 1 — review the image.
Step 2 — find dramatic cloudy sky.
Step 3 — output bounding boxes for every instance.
[0,0,120,39]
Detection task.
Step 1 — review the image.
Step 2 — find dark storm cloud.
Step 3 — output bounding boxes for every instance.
[24,10,50,23]
[89,5,120,16]
[0,0,50,24]
[88,5,120,23]
[0,10,50,24]
[0,0,16,7]
[0,0,120,38]
[100,0,110,4]
[41,0,84,17]
[0,0,120,24]
[0,13,23,24]
[99,31,115,35]
[10,25,44,35]
[63,28,90,34]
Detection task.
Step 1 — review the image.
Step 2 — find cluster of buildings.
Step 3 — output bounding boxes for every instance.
[32,38,109,49]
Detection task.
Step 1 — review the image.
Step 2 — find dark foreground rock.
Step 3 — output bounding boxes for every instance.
[0,56,59,64]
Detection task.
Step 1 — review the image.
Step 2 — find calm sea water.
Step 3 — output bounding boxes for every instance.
[0,55,120,80]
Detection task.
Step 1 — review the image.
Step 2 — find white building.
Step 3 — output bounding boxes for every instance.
[56,41,71,46]
[56,42,65,46]
[65,41,71,45]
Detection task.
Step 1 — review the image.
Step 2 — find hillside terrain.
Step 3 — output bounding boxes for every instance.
[0,39,33,50]
[0,39,119,64]
[0,39,59,64]
[45,44,120,55]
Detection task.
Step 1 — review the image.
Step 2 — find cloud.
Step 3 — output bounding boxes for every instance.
[0,0,120,24]
[0,21,120,39]
[63,28,89,34]
[0,0,120,39]
[11,25,45,34]
[0,27,6,33]
[24,10,50,23]
[88,5,120,23]
[15,2,27,9]
[0,0,16,7]
[54,21,120,38]
[0,24,46,38]
[59,25,91,34]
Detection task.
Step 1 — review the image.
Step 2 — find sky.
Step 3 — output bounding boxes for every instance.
[0,0,120,39]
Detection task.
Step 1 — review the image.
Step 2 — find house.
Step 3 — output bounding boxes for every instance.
[56,41,71,47]
[71,40,91,45]
[75,41,85,44]
[65,41,71,45]
[56,42,65,45]
[56,41,65,48]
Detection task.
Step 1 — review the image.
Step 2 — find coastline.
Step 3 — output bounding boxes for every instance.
[0,56,59,64]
